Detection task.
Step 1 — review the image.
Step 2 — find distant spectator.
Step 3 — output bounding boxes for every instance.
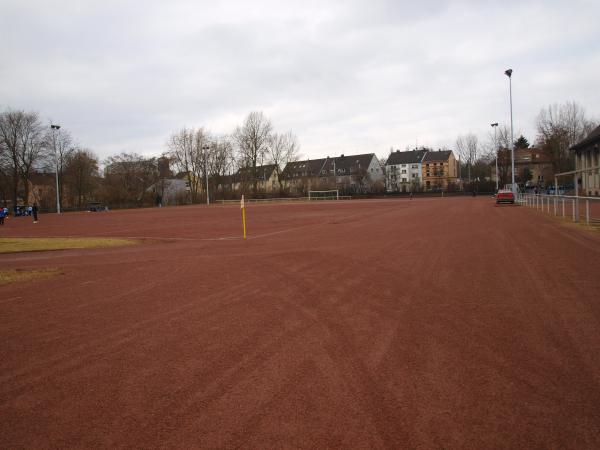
[0,207,5,225]
[32,203,38,223]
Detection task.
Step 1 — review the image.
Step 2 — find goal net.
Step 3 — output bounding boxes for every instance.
[308,190,339,201]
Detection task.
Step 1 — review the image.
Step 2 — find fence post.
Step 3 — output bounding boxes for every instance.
[586,200,590,225]
[554,198,556,216]
[572,199,576,222]
[562,198,565,218]
[542,196,545,212]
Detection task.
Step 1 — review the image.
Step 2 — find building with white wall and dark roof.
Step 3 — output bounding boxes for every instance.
[385,149,427,192]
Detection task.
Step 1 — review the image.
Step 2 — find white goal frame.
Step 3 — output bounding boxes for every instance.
[308,190,339,200]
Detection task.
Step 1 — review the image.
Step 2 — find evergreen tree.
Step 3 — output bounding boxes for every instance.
[514,135,530,149]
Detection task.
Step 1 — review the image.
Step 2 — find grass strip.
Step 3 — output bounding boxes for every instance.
[0,237,138,254]
[0,268,62,285]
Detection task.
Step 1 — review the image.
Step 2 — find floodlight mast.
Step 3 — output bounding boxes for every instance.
[491,122,499,192]
[51,124,61,214]
[504,69,516,195]
[202,144,210,205]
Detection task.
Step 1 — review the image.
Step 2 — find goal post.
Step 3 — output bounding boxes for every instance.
[308,190,339,201]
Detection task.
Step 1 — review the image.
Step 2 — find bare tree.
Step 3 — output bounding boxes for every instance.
[44,127,73,207]
[194,128,214,203]
[17,112,47,203]
[233,111,273,194]
[167,127,203,203]
[455,133,478,183]
[0,110,22,208]
[536,101,598,173]
[266,130,299,192]
[0,109,48,208]
[64,148,99,209]
[209,136,235,198]
[103,153,158,207]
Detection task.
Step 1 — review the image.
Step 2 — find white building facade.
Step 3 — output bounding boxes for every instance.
[385,149,427,192]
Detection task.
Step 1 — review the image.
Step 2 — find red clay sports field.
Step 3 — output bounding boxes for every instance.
[2,197,600,448]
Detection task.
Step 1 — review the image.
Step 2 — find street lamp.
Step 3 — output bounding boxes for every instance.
[504,68,516,195]
[50,124,61,214]
[491,122,499,191]
[202,144,210,205]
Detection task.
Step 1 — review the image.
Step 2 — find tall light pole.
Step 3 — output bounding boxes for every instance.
[504,69,516,194]
[202,143,210,205]
[51,124,61,214]
[491,122,499,191]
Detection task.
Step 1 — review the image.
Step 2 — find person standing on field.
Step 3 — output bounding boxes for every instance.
[0,207,5,225]
[32,203,38,223]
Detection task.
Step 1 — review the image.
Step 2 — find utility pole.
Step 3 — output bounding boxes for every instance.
[51,124,61,214]
[491,122,499,191]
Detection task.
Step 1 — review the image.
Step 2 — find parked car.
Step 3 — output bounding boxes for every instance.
[88,202,106,212]
[546,186,566,195]
[496,189,515,204]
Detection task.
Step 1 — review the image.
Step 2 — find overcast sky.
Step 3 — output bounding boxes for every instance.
[2,0,599,161]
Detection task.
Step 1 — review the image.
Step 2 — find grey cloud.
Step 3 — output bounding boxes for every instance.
[1,0,599,160]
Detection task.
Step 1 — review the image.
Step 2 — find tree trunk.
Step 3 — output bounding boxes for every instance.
[11,166,19,210]
[21,174,30,205]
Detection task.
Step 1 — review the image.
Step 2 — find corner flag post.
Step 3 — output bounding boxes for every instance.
[241,195,247,240]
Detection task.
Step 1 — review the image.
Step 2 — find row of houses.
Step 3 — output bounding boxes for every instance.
[385,149,458,192]
[153,149,459,203]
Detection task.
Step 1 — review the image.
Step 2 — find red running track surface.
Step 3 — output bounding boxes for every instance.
[1,197,600,448]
